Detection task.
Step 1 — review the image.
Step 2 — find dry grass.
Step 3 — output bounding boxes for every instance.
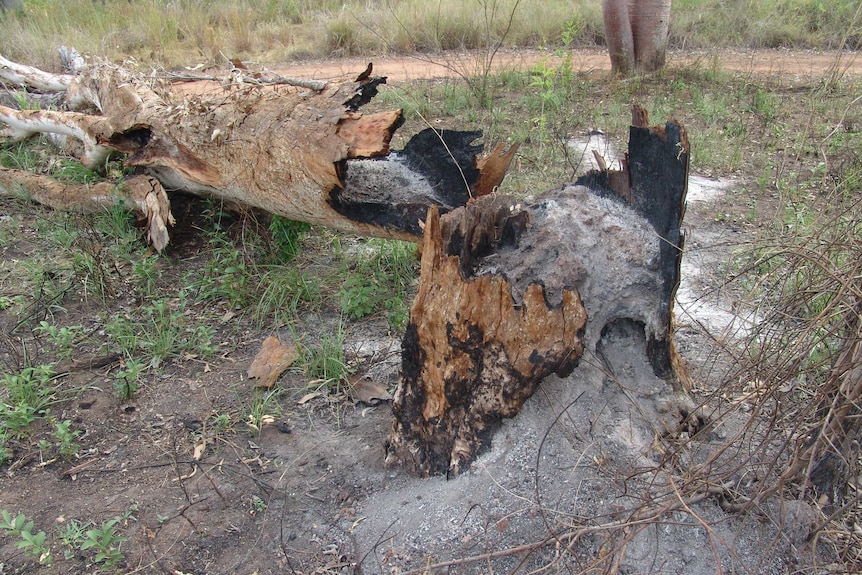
[1,0,860,71]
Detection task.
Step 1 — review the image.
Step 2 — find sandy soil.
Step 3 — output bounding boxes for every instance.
[204,47,862,83]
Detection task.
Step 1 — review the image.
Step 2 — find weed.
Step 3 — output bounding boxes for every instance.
[51,159,99,184]
[338,239,417,329]
[194,238,253,307]
[139,299,187,365]
[0,510,53,566]
[71,248,114,301]
[33,320,83,360]
[52,506,137,567]
[301,323,350,396]
[245,388,281,434]
[0,214,20,247]
[339,275,380,319]
[211,412,232,434]
[0,364,59,437]
[106,296,216,368]
[0,428,10,465]
[93,204,145,261]
[113,358,146,401]
[79,518,127,568]
[268,216,310,262]
[51,419,80,459]
[132,254,161,297]
[0,140,43,172]
[251,494,267,513]
[105,315,138,358]
[253,265,320,329]
[57,518,89,559]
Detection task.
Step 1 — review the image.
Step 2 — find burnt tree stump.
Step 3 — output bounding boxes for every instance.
[386,107,691,477]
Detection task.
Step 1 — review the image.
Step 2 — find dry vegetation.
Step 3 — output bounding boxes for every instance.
[0,0,861,573]
[0,0,860,70]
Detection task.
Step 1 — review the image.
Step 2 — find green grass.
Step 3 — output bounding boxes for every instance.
[0,365,67,464]
[106,295,216,368]
[338,239,418,330]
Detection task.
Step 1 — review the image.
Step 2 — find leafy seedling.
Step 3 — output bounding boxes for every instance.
[0,510,53,565]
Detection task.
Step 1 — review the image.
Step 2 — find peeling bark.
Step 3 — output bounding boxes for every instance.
[0,170,173,250]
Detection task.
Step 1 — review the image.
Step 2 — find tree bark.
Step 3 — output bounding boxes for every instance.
[602,0,636,77]
[0,55,516,248]
[386,107,691,477]
[602,0,671,76]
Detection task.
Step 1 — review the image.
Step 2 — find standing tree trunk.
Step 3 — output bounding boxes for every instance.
[602,0,671,76]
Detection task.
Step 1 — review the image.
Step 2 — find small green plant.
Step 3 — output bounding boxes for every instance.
[0,510,53,566]
[57,518,89,559]
[53,505,136,566]
[253,266,320,328]
[13,91,39,111]
[337,239,417,329]
[245,388,281,434]
[106,296,216,368]
[34,320,83,360]
[0,365,59,437]
[112,358,146,401]
[93,204,145,261]
[80,517,127,568]
[250,495,267,514]
[212,412,232,434]
[0,295,18,310]
[0,428,11,465]
[269,216,310,262]
[302,323,350,395]
[132,255,160,296]
[52,159,99,184]
[195,241,252,306]
[51,419,81,459]
[339,275,380,319]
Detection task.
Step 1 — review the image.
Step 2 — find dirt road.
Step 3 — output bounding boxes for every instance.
[265,47,861,82]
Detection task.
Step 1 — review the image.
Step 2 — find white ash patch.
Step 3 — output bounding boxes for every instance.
[566,130,620,173]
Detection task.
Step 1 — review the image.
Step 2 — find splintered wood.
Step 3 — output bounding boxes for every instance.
[386,197,588,477]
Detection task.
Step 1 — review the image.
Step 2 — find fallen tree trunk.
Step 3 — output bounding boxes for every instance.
[0,54,516,249]
[386,107,692,477]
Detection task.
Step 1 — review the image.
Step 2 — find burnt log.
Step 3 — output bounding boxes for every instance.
[0,54,515,249]
[386,107,691,477]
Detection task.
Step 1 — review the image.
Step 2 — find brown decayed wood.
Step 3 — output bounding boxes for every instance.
[336,110,404,159]
[386,200,587,477]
